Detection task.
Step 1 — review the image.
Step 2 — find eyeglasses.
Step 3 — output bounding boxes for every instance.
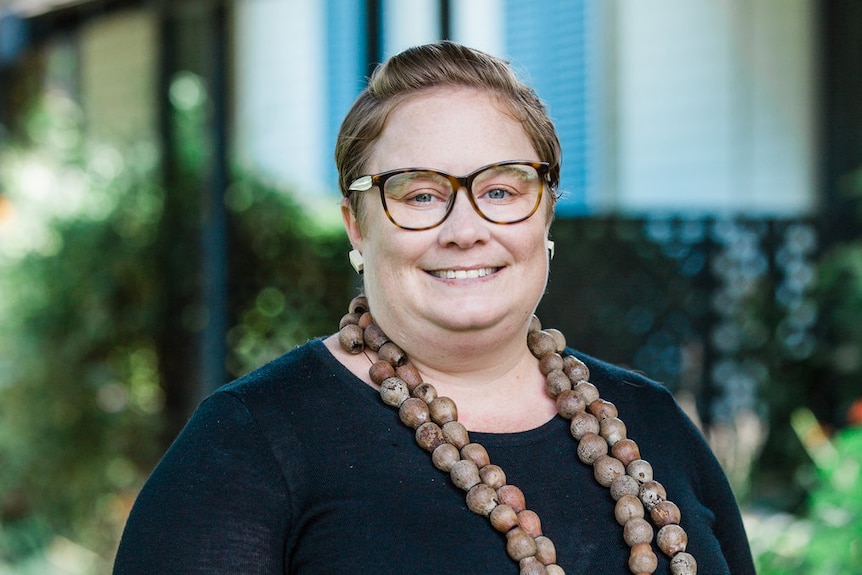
[347,160,551,231]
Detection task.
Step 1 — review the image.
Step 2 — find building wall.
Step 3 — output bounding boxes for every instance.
[614,0,816,215]
[231,0,818,216]
[79,7,158,145]
[233,0,329,199]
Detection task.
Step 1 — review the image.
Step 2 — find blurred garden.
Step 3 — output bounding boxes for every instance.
[0,79,357,573]
[1,2,862,573]
[1,73,860,574]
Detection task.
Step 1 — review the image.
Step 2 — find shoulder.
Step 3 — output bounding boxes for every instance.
[205,337,382,436]
[569,348,675,404]
[217,338,352,404]
[566,348,703,450]
[222,339,327,391]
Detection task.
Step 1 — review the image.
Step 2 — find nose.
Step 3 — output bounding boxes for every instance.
[435,186,491,247]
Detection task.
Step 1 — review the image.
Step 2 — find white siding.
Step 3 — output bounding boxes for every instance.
[614,0,816,215]
[233,0,328,196]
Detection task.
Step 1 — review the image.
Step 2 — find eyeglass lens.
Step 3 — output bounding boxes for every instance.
[382,163,542,229]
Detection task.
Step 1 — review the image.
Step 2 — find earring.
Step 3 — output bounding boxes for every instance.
[546,240,555,260]
[349,249,364,274]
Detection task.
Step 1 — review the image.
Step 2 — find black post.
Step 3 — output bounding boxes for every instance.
[819,0,862,244]
[365,0,382,75]
[439,0,451,40]
[200,0,230,394]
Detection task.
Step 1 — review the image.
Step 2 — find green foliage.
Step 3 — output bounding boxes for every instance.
[0,77,354,573]
[224,173,354,376]
[0,94,166,567]
[810,167,862,420]
[748,168,862,573]
[753,420,862,574]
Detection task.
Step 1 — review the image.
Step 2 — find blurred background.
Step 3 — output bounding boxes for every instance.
[0,0,860,573]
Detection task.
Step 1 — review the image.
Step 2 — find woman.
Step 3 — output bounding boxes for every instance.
[113,42,755,574]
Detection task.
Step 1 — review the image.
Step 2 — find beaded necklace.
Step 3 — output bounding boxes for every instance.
[337,295,697,575]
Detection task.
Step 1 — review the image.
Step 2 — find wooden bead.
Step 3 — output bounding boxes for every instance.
[669,552,697,575]
[414,421,444,451]
[335,304,696,574]
[348,295,368,314]
[600,416,627,445]
[562,355,590,382]
[588,399,618,421]
[450,459,480,490]
[490,503,519,532]
[518,555,548,575]
[497,484,527,513]
[627,459,654,484]
[657,524,688,556]
[572,381,600,405]
[651,500,681,527]
[529,314,542,332]
[611,438,641,467]
[466,483,498,516]
[363,322,389,351]
[441,420,470,448]
[639,480,667,511]
[555,389,586,419]
[576,432,608,464]
[479,464,506,489]
[623,517,654,546]
[412,382,437,403]
[399,397,430,428]
[527,330,557,358]
[431,443,460,472]
[461,443,491,468]
[506,527,537,561]
[429,396,458,425]
[614,494,644,525]
[358,311,374,328]
[628,542,658,574]
[569,411,600,440]
[396,363,423,390]
[593,454,626,487]
[610,474,641,501]
[534,535,557,565]
[545,369,571,397]
[538,351,564,375]
[544,328,567,353]
[379,377,409,407]
[338,324,364,353]
[369,360,395,384]
[377,341,406,366]
[518,509,543,537]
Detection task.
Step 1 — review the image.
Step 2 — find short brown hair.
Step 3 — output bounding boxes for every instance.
[335,41,562,217]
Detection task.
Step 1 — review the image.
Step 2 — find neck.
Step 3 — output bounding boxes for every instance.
[329,294,699,573]
[330,310,558,432]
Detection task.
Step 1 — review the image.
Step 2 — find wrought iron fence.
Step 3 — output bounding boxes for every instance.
[538,216,823,490]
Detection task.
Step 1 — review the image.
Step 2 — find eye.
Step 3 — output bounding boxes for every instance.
[485,187,513,201]
[476,183,521,204]
[404,190,444,205]
[385,172,451,207]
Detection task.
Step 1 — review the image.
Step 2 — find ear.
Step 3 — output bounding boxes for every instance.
[341,196,364,252]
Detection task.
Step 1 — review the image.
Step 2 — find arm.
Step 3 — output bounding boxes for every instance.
[113,391,291,574]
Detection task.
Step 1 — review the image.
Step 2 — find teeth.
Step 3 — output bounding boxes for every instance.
[432,267,496,279]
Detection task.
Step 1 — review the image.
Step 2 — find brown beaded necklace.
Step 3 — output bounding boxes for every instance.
[337,295,698,575]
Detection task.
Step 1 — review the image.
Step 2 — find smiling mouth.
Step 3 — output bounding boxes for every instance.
[428,267,499,279]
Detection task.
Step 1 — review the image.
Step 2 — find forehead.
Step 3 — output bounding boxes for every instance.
[367,87,538,175]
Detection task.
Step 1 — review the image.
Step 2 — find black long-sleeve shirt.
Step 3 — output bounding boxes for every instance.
[114,338,755,574]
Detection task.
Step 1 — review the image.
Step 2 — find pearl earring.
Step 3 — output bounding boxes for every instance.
[546,240,555,260]
[349,249,364,274]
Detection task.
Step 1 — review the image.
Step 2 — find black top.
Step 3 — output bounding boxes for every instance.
[113,338,756,574]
